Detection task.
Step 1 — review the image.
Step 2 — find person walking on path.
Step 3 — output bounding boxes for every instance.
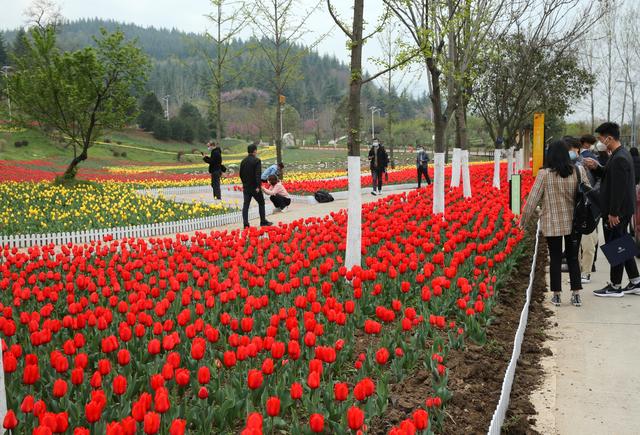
[203,141,223,200]
[416,145,431,188]
[261,162,284,183]
[520,139,591,307]
[583,122,640,297]
[240,144,272,229]
[262,174,291,212]
[368,138,388,195]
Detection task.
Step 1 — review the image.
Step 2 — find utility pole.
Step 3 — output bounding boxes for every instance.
[369,106,381,139]
[1,66,11,123]
[162,95,170,120]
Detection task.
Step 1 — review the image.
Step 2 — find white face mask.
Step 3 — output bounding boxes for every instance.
[595,141,606,152]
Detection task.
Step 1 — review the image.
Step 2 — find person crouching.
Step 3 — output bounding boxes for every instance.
[262,174,291,212]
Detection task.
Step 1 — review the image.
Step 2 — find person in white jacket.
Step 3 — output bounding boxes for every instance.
[262,175,291,211]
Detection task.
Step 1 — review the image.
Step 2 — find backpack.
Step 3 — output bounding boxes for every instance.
[314,190,334,203]
[573,167,600,235]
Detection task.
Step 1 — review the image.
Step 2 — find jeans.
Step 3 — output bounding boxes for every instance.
[210,171,221,200]
[547,234,582,292]
[603,216,639,285]
[270,194,291,209]
[417,166,431,187]
[242,187,266,227]
[372,169,384,191]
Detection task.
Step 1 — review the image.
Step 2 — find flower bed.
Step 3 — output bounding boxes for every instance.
[0,164,533,434]
[0,181,232,236]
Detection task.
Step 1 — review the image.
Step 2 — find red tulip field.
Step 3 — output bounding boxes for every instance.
[0,164,535,434]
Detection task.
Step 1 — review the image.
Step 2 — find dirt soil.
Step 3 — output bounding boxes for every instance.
[369,233,550,434]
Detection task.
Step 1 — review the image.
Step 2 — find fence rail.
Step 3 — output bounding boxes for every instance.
[0,205,273,248]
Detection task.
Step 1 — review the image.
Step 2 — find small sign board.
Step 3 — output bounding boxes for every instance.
[510,174,521,215]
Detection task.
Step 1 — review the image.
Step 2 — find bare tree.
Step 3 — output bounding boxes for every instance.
[24,0,63,30]
[327,0,416,269]
[203,0,251,143]
[248,0,324,165]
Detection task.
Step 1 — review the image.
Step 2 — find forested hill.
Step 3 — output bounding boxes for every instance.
[3,18,425,119]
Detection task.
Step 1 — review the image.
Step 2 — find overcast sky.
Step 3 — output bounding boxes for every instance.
[1,0,633,125]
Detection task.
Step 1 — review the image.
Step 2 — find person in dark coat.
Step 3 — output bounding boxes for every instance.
[239,144,272,228]
[584,122,640,297]
[416,145,431,188]
[630,147,640,185]
[368,138,389,195]
[206,142,223,200]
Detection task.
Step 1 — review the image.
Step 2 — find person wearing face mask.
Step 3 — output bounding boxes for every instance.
[583,122,640,297]
[595,140,610,167]
[368,138,389,195]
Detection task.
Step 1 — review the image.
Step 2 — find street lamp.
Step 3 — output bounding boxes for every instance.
[2,66,12,123]
[617,79,636,147]
[162,95,170,120]
[369,106,381,139]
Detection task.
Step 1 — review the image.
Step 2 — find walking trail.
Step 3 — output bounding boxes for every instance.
[532,231,640,435]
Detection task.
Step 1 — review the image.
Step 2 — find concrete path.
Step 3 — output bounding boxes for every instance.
[532,232,640,435]
[168,184,417,233]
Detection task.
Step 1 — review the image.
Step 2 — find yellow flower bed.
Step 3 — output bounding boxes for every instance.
[0,181,233,236]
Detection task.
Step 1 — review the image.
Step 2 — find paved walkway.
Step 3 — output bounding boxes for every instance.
[532,231,640,435]
[168,184,416,233]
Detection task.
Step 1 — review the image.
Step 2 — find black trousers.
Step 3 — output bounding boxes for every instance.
[417,166,431,187]
[547,233,582,292]
[372,169,384,191]
[603,216,639,285]
[270,194,291,209]
[242,188,266,227]
[210,171,221,200]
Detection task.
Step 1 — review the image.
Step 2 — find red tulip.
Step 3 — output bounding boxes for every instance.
[265,396,281,417]
[197,366,210,384]
[3,410,17,429]
[247,369,263,389]
[143,412,161,434]
[223,351,237,368]
[85,401,102,424]
[52,379,68,398]
[198,386,209,399]
[309,414,324,433]
[113,375,127,395]
[290,382,303,400]
[413,409,429,430]
[169,419,186,435]
[375,347,390,365]
[347,406,365,430]
[334,382,349,401]
[307,371,320,389]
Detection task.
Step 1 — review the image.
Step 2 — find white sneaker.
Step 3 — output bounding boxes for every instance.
[581,274,591,284]
[371,191,377,196]
[280,207,287,213]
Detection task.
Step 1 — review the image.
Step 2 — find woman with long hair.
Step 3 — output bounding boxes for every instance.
[520,140,591,307]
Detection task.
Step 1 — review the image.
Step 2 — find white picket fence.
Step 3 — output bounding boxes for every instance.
[0,205,273,248]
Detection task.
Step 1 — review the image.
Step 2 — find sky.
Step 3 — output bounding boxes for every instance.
[0,0,426,95]
[0,0,633,124]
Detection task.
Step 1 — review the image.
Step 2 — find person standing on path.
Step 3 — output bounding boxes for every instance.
[583,122,640,297]
[239,144,272,229]
[520,140,590,307]
[416,145,431,188]
[368,138,388,195]
[262,175,291,212]
[205,141,223,200]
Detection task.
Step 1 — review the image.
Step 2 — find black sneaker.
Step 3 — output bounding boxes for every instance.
[593,283,624,298]
[622,280,640,295]
[571,293,582,307]
[551,293,561,306]
[260,221,273,227]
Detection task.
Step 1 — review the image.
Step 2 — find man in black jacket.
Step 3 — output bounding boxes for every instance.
[368,139,389,195]
[239,144,272,228]
[584,122,640,297]
[207,142,223,200]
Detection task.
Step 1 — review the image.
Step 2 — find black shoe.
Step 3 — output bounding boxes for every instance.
[571,292,582,307]
[593,283,624,298]
[551,293,561,306]
[622,280,640,295]
[260,221,273,227]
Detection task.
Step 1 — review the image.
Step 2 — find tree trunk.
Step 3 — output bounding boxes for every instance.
[345,0,364,271]
[63,147,88,179]
[429,61,446,216]
[216,2,223,143]
[275,97,283,165]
